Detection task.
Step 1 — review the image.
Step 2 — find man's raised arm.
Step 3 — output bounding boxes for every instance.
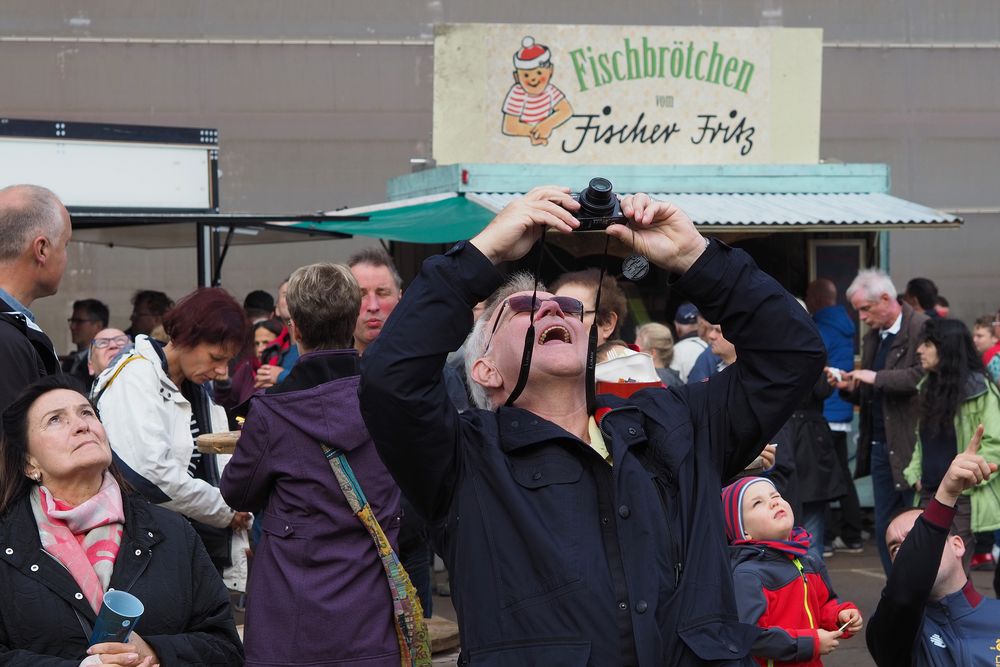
[359,186,582,520]
[609,195,825,479]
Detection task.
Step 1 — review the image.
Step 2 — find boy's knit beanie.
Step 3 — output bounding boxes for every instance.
[721,476,775,543]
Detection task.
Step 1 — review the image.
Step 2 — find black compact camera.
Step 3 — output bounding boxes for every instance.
[571,177,628,232]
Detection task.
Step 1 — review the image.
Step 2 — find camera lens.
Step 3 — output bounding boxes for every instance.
[578,178,615,216]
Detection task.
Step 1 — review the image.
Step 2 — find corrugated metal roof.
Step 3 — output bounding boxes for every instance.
[466,192,961,228]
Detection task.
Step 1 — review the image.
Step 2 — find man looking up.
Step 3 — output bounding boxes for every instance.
[0,184,71,411]
[87,328,130,380]
[867,428,1000,666]
[827,269,928,574]
[360,187,824,664]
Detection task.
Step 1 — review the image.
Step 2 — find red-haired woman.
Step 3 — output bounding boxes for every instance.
[92,287,252,594]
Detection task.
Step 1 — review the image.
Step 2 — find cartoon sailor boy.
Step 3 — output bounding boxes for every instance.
[501,36,574,146]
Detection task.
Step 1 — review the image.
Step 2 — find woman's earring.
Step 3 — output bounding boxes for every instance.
[31,471,41,483]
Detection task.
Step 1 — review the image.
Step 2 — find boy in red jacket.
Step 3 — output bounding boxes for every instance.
[722,477,863,665]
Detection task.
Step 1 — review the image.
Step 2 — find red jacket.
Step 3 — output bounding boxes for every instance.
[730,544,858,665]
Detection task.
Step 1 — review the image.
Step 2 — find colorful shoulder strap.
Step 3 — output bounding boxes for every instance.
[321,443,432,667]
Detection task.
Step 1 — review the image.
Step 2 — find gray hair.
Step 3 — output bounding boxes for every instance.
[0,185,65,262]
[347,246,403,291]
[846,269,897,302]
[287,263,360,350]
[464,272,543,410]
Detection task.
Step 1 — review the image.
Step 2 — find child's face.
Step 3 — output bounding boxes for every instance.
[973,325,997,354]
[740,481,794,541]
[515,65,553,94]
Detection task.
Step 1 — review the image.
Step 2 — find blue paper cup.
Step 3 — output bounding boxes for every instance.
[89,590,144,646]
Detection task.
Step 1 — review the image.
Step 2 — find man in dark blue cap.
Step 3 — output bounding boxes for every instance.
[670,302,710,383]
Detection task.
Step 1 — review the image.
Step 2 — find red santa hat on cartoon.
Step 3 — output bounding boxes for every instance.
[513,36,551,69]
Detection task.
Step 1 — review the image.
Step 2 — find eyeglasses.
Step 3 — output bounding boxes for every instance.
[67,317,98,325]
[485,295,584,351]
[91,335,130,349]
[131,311,156,319]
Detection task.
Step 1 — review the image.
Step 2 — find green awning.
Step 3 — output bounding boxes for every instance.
[290,193,495,244]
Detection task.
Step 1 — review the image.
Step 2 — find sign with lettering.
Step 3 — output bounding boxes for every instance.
[433,24,822,165]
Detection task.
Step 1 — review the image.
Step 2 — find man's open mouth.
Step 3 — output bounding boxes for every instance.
[538,324,571,345]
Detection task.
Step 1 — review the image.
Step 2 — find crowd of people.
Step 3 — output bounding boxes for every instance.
[1,181,1000,665]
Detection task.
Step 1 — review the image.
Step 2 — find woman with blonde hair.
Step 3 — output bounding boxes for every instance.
[636,322,683,387]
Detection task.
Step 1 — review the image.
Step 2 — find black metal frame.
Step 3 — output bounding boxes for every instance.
[71,213,365,287]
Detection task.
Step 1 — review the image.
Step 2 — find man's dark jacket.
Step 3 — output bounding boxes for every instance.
[359,239,825,666]
[0,297,60,413]
[0,492,244,665]
[842,302,928,488]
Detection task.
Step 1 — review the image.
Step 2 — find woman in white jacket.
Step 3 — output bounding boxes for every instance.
[93,287,251,593]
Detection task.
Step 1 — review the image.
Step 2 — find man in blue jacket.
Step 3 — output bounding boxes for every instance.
[806,278,864,553]
[867,429,1000,666]
[359,187,825,665]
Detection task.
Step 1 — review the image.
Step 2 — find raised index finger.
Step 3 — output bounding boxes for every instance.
[966,424,985,456]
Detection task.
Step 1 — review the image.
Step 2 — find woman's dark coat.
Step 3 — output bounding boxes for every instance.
[0,492,244,666]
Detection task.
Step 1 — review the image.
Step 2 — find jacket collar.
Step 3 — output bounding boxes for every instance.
[0,491,163,625]
[494,398,647,463]
[930,578,985,620]
[266,349,359,395]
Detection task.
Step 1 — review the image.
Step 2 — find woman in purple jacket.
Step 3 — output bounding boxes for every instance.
[220,263,402,667]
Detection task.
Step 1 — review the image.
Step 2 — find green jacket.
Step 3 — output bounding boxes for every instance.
[904,372,1000,532]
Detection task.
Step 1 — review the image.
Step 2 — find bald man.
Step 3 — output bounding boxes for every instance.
[0,184,72,411]
[806,278,863,554]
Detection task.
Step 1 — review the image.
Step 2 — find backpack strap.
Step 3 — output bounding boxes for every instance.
[92,354,144,404]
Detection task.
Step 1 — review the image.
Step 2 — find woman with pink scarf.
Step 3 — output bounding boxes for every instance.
[0,375,243,666]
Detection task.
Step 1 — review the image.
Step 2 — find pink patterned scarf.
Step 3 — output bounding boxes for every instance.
[29,472,125,613]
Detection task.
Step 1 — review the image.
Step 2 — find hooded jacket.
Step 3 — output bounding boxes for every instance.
[730,544,857,666]
[220,349,402,667]
[811,305,856,424]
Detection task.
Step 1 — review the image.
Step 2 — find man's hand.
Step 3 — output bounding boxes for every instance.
[837,608,863,635]
[935,424,998,506]
[254,364,284,388]
[824,366,852,391]
[816,628,842,655]
[470,186,579,265]
[745,443,777,471]
[845,369,876,386]
[606,194,706,274]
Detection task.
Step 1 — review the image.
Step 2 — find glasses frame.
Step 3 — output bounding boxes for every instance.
[91,335,130,349]
[485,295,584,352]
